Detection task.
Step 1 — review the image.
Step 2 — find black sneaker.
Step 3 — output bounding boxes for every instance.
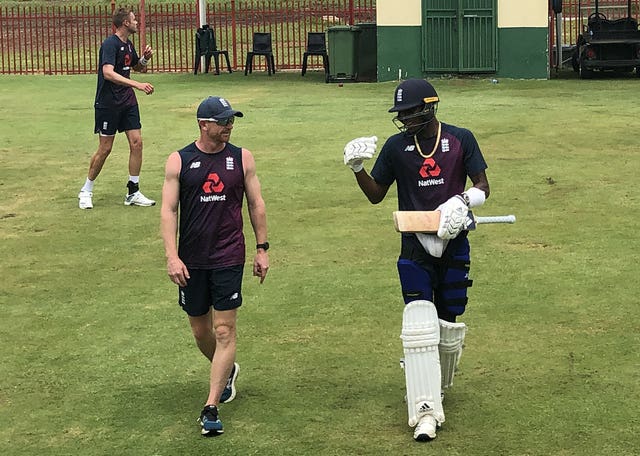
[219,362,239,403]
[198,405,223,436]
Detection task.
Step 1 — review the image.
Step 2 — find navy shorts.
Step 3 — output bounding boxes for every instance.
[94,104,141,135]
[178,265,244,317]
[399,233,471,321]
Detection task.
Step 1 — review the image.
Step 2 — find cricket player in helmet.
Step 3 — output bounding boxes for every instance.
[343,79,490,441]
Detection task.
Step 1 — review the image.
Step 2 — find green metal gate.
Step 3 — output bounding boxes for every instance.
[422,0,496,73]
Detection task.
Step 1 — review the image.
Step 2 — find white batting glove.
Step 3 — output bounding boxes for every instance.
[437,195,469,240]
[343,136,377,172]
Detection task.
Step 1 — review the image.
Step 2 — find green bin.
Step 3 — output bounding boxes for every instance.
[355,22,377,82]
[327,25,361,82]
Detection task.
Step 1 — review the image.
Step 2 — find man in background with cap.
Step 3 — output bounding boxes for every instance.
[161,96,269,436]
[343,79,490,441]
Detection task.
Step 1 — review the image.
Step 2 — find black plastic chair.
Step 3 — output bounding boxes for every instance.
[193,25,232,75]
[301,32,329,81]
[244,32,276,76]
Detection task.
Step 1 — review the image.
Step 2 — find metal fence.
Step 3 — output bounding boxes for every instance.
[5,1,635,76]
[0,0,375,75]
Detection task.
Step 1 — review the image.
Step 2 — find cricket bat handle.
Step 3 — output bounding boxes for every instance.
[474,215,516,225]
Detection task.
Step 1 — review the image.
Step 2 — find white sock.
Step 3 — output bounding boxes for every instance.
[81,178,94,193]
[129,175,140,184]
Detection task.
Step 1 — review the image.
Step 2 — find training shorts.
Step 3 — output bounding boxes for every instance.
[178,265,244,317]
[94,104,141,135]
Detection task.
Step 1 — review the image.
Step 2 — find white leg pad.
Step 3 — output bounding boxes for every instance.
[401,300,445,427]
[438,319,467,389]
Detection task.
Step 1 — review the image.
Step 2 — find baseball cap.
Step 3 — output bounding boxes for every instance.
[388,79,439,113]
[197,96,244,121]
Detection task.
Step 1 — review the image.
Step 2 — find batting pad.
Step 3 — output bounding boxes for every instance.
[439,319,467,389]
[401,300,445,427]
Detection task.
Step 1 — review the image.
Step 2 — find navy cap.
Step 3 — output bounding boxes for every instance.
[388,79,439,112]
[197,96,244,121]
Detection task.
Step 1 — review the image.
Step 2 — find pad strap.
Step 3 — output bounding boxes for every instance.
[447,258,470,270]
[442,279,473,290]
[442,297,468,307]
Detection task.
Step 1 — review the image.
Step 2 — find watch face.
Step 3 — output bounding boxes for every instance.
[257,242,269,251]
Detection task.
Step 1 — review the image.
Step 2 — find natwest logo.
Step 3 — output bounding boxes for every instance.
[419,158,441,178]
[202,173,224,193]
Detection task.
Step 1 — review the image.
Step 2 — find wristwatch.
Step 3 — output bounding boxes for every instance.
[256,242,270,251]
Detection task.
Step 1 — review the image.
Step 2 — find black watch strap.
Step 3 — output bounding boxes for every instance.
[256,242,270,251]
[459,193,470,206]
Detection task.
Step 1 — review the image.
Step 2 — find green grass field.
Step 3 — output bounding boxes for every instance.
[1,70,639,455]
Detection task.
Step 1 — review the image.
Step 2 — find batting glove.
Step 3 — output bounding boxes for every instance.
[343,136,377,172]
[437,195,469,240]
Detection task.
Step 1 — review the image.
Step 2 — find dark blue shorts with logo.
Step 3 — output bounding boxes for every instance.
[178,265,244,316]
[94,104,141,135]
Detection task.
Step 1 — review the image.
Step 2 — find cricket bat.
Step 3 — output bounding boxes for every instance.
[393,210,516,233]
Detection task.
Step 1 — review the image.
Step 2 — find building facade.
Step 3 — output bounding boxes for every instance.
[375,0,549,81]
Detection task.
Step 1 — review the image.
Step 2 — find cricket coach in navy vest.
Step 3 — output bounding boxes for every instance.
[161,96,269,436]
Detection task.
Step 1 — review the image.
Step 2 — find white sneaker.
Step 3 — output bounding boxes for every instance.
[78,190,93,209]
[413,415,437,441]
[124,191,155,207]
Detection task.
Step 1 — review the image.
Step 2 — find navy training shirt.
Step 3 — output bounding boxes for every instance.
[94,34,139,109]
[371,122,488,211]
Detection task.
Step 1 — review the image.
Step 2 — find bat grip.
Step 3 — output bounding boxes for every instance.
[475,215,516,224]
